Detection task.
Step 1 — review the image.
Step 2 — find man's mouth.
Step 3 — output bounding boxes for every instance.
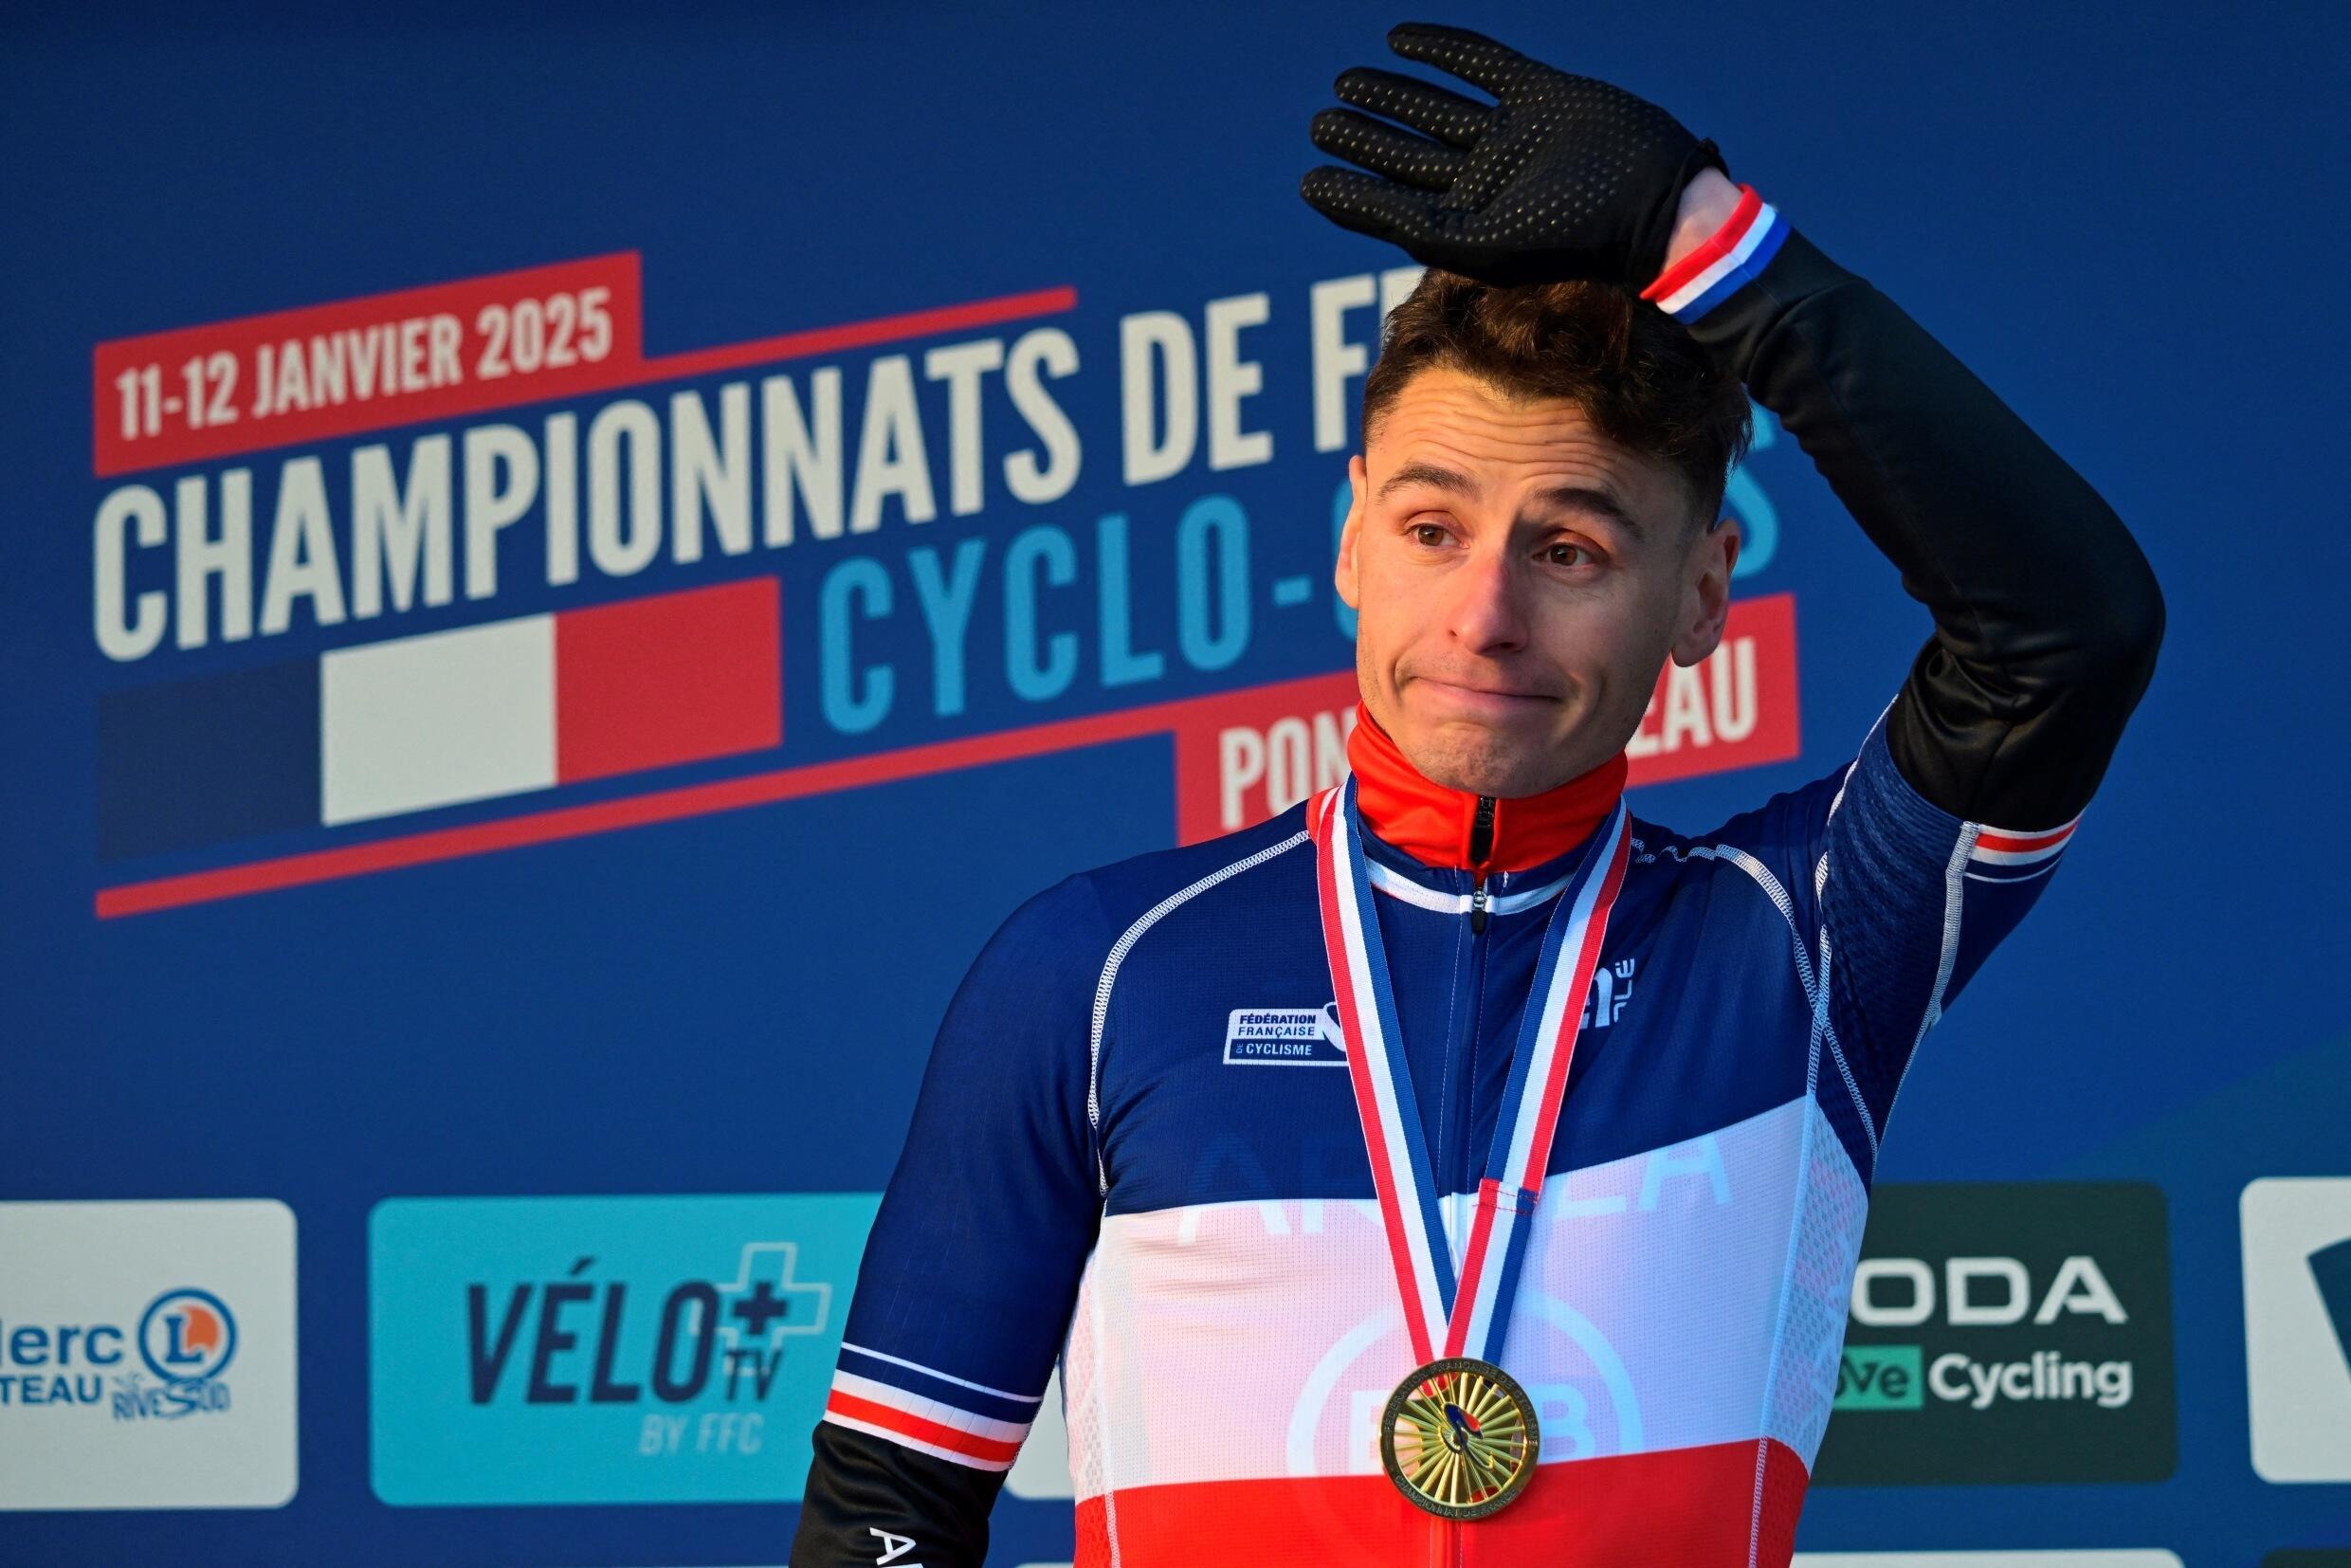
[1409,676,1558,714]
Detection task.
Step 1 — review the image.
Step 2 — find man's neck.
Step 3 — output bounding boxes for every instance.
[1346,702,1628,873]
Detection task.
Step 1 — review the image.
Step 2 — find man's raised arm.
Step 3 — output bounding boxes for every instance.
[1643,167,2162,827]
[1303,21,2163,826]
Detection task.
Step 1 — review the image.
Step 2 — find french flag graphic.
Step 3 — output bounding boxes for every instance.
[98,576,780,859]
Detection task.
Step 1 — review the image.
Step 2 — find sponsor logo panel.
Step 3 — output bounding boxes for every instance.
[0,1199,297,1510]
[1813,1182,2174,1486]
[2242,1176,2351,1482]
[369,1193,876,1504]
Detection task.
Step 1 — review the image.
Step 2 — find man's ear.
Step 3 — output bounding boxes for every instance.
[1335,453,1368,611]
[1668,514,1740,666]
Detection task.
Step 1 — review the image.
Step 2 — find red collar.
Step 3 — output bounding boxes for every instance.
[1347,702,1627,873]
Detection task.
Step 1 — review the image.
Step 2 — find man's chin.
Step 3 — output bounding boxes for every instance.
[1405,717,1580,798]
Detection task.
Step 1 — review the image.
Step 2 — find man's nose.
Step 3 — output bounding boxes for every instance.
[1446,540,1530,654]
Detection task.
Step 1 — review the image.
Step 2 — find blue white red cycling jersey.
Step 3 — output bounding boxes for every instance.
[818,700,2076,1564]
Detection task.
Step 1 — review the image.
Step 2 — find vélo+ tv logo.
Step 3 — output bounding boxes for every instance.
[370,1193,877,1506]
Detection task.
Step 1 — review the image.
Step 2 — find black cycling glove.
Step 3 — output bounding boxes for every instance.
[1302,22,1729,289]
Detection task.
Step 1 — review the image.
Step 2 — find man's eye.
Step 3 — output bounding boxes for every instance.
[1545,542,1590,568]
[1410,523,1449,547]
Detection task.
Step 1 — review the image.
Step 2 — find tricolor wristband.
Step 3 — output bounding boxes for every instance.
[1640,182,1790,322]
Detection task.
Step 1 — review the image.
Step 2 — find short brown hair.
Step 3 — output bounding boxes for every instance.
[1361,270,1753,535]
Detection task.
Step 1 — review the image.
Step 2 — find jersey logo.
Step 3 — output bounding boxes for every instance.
[866,1526,922,1565]
[1582,957,1637,1029]
[1222,1005,1348,1067]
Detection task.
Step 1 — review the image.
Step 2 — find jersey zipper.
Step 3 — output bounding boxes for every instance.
[1467,795,1496,933]
[1446,798,1496,1568]
[1458,791,1496,1206]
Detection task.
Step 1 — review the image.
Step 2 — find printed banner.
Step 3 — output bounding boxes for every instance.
[1815,1183,2175,1486]
[370,1194,877,1505]
[0,1200,298,1511]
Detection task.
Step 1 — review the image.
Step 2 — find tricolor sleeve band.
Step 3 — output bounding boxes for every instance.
[819,1343,1043,1472]
[1640,182,1791,322]
[1964,812,2082,884]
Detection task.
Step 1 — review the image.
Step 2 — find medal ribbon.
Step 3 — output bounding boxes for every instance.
[1311,776,1631,1367]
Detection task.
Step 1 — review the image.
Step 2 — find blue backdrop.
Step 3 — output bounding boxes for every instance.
[3,3,2347,1564]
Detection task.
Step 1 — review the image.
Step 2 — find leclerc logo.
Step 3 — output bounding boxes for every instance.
[0,1285,240,1424]
[0,1200,297,1510]
[370,1194,877,1504]
[1812,1182,2175,1486]
[127,1287,238,1414]
[2242,1176,2351,1482]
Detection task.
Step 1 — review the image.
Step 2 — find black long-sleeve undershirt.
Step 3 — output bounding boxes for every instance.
[793,1420,1005,1567]
[1681,221,2164,829]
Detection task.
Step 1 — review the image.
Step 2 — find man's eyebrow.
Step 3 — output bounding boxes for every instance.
[1377,461,1646,538]
[1376,460,1478,503]
[1529,483,1645,538]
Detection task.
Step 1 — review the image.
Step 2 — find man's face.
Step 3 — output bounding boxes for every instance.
[1336,366,1740,798]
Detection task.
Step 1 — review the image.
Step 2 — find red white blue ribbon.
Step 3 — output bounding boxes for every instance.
[1311,776,1631,1367]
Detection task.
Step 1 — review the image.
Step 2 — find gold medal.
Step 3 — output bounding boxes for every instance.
[1379,1357,1540,1519]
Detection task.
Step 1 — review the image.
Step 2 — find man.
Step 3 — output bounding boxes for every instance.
[791,22,2161,1566]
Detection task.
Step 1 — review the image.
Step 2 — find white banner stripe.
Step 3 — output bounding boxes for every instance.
[320,613,556,826]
